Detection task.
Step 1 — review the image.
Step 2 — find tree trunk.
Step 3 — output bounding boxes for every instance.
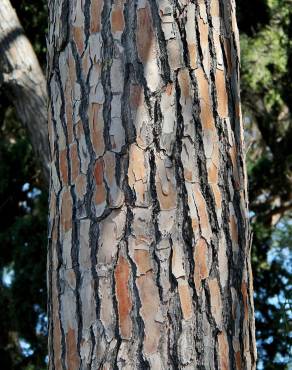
[0,0,49,183]
[47,0,256,369]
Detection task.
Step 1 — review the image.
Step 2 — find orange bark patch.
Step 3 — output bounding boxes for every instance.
[70,143,79,183]
[193,184,211,237]
[194,238,209,292]
[136,271,161,354]
[73,26,84,55]
[89,103,104,157]
[137,5,154,63]
[52,221,58,249]
[192,218,198,231]
[215,69,228,118]
[211,183,222,211]
[128,145,149,206]
[200,102,215,131]
[66,328,80,370]
[76,120,85,140]
[65,269,76,290]
[103,151,116,186]
[59,149,69,185]
[195,68,215,131]
[196,67,208,95]
[208,278,223,327]
[68,50,77,85]
[210,0,220,17]
[235,351,242,370]
[90,0,103,33]
[94,159,106,206]
[128,144,146,183]
[94,185,106,206]
[188,43,197,69]
[114,255,132,339]
[178,279,193,320]
[75,174,87,199]
[61,188,72,233]
[134,181,147,205]
[134,250,152,275]
[165,82,173,96]
[208,161,218,184]
[184,169,194,182]
[94,158,104,185]
[53,330,62,369]
[111,5,125,33]
[198,18,209,46]
[235,102,241,119]
[178,69,191,100]
[52,271,62,369]
[218,331,230,370]
[82,48,90,77]
[156,181,177,210]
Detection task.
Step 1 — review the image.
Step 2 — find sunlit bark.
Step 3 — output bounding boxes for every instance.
[48,0,256,368]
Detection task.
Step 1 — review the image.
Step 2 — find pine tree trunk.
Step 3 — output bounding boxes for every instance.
[0,0,49,183]
[47,0,256,368]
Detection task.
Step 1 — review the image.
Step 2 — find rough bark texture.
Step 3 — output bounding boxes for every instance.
[0,0,49,183]
[47,0,257,369]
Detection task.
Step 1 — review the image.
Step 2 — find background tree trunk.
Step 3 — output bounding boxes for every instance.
[0,0,49,183]
[47,0,256,369]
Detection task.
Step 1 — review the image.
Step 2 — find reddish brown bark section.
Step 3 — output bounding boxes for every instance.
[114,255,132,339]
[66,328,80,370]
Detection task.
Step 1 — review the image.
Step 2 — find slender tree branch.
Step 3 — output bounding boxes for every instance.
[0,0,49,185]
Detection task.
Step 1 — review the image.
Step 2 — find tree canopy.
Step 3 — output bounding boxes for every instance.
[238,1,292,367]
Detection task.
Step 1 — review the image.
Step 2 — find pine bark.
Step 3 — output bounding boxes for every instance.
[0,0,49,183]
[47,0,257,369]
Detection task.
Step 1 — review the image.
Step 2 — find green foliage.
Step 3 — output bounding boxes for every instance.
[238,0,292,368]
[241,28,287,111]
[0,105,47,368]
[0,2,48,367]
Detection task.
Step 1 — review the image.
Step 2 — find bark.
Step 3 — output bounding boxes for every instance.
[47,0,257,369]
[0,0,49,183]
